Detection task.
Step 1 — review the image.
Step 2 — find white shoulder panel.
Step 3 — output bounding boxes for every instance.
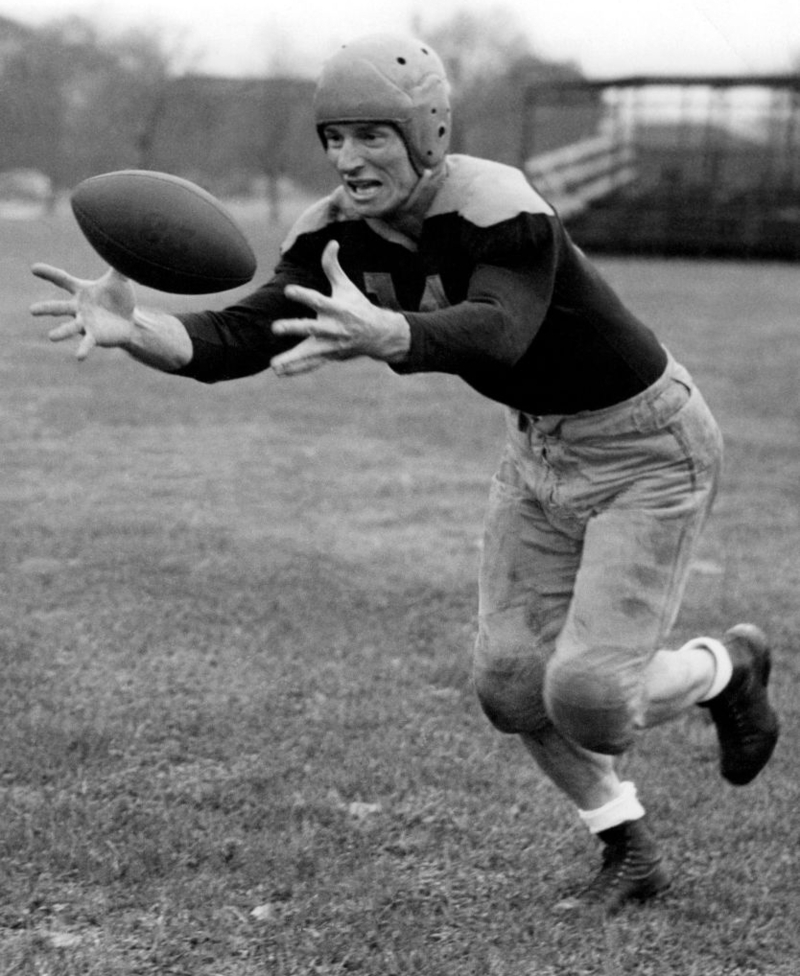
[429,155,554,226]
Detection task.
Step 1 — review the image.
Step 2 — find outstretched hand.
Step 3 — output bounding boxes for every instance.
[30,265,137,361]
[270,240,410,377]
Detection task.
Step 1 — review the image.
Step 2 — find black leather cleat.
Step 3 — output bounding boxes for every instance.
[555,818,671,915]
[700,624,779,786]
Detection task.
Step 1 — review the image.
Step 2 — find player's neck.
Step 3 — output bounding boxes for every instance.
[378,161,447,242]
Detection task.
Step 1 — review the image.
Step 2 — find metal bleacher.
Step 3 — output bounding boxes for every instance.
[522,75,800,260]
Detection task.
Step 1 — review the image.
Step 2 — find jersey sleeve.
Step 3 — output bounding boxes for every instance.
[394,212,561,376]
[173,215,331,384]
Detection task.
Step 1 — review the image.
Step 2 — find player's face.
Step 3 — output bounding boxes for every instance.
[323,122,419,219]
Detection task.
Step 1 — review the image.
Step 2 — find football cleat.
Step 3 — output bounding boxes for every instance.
[700,623,779,785]
[555,818,671,915]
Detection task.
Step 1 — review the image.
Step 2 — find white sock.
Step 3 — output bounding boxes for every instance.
[684,636,733,702]
[578,781,645,834]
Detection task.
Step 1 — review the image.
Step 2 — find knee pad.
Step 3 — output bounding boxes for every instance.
[474,670,527,733]
[544,649,641,754]
[473,622,549,735]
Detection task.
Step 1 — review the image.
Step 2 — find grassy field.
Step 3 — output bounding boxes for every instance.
[1,201,798,975]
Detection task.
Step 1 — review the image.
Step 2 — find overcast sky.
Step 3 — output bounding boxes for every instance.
[1,0,798,78]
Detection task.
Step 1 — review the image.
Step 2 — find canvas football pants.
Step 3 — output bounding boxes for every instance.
[473,352,724,755]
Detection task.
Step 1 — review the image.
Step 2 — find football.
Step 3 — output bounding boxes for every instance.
[70,170,257,294]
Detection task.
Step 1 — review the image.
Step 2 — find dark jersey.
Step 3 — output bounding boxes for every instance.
[176,154,666,415]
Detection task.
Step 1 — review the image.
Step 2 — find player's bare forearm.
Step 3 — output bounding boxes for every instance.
[125,308,194,372]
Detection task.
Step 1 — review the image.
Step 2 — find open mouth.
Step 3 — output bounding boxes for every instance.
[345,179,383,202]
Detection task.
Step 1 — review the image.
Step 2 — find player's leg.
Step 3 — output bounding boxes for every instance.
[543,357,724,755]
[543,502,715,756]
[534,498,712,913]
[532,370,731,911]
[629,362,778,777]
[545,399,778,785]
[472,446,623,803]
[472,448,580,739]
[643,624,779,785]
[520,724,618,810]
[537,495,776,910]
[472,450,666,912]
[520,725,669,913]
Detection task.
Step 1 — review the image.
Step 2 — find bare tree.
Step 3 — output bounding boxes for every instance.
[411,6,587,163]
[415,5,533,92]
[0,15,192,187]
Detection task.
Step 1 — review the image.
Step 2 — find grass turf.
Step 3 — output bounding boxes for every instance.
[0,202,798,974]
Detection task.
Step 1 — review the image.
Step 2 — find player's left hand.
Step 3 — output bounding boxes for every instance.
[271,240,410,376]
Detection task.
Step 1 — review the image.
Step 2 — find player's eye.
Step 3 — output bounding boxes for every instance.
[358,125,390,147]
[323,128,344,148]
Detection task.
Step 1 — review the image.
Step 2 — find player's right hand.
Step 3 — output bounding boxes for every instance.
[30,265,137,360]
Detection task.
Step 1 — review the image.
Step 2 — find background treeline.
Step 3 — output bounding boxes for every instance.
[0,11,593,199]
